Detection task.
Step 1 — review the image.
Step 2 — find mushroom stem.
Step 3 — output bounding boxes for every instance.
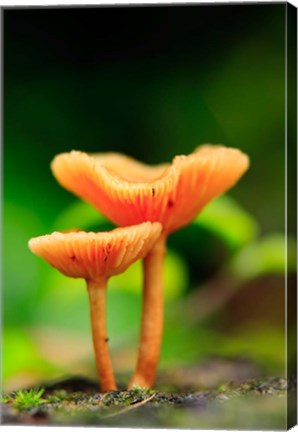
[129,234,166,388]
[87,279,117,392]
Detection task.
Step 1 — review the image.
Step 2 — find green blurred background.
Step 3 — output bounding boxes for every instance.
[3,4,296,392]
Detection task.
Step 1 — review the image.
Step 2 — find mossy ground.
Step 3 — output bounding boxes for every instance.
[1,375,296,429]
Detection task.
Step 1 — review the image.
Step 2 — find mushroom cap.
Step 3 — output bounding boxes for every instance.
[28,222,162,281]
[51,145,249,234]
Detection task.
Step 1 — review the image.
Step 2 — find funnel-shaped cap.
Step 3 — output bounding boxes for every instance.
[51,145,249,234]
[29,222,162,281]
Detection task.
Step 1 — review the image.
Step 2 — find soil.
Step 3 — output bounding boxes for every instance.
[1,370,296,429]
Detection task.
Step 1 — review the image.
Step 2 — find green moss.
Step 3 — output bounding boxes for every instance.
[13,388,46,411]
[130,385,155,395]
[0,393,12,403]
[46,389,68,403]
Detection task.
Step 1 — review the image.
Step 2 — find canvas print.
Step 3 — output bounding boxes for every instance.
[1,2,297,429]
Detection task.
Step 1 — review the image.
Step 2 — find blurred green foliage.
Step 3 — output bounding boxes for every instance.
[195,195,259,251]
[3,328,55,381]
[230,234,297,280]
[3,4,294,390]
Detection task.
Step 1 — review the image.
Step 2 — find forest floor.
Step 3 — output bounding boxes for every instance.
[2,360,296,430]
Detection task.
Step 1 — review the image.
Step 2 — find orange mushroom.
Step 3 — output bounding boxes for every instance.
[28,222,162,392]
[51,145,249,388]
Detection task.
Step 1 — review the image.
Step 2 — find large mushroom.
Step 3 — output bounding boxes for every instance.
[28,222,162,391]
[51,145,249,388]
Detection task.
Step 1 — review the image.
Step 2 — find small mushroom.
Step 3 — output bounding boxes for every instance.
[51,145,249,388]
[28,222,162,392]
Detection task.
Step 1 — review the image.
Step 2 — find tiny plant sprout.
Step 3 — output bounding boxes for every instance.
[29,222,162,392]
[51,145,249,388]
[12,388,46,411]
